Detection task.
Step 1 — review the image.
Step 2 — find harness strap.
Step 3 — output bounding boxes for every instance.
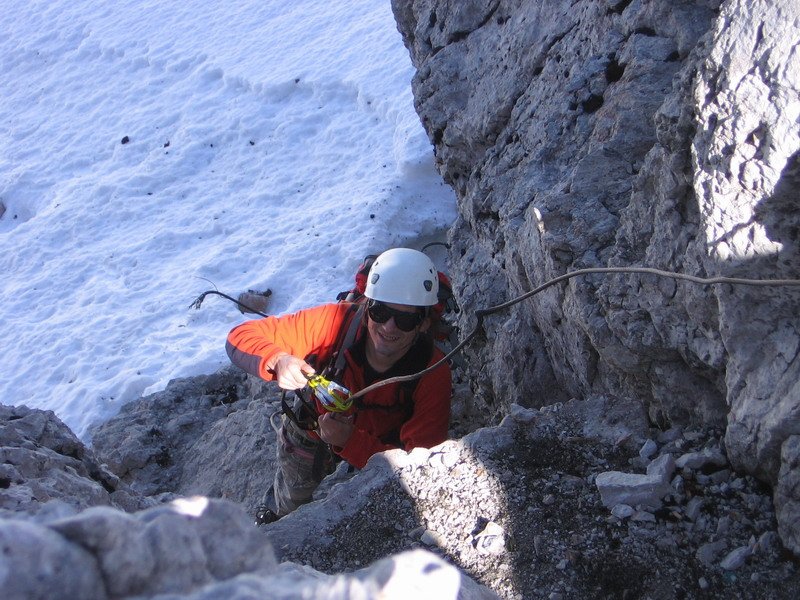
[281,391,318,430]
[311,442,335,482]
[329,304,365,379]
[279,415,335,482]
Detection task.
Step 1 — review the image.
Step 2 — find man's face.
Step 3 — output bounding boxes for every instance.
[366,301,429,364]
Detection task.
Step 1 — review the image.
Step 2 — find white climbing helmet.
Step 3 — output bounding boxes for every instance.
[364,248,439,306]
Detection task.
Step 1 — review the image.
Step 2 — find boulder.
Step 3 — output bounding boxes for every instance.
[595,453,675,509]
[1,502,498,600]
[675,447,727,471]
[0,519,106,600]
[0,404,144,518]
[90,366,278,514]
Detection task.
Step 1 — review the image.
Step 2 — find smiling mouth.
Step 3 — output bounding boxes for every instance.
[378,330,400,343]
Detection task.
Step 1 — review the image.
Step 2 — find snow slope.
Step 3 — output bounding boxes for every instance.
[0,0,456,439]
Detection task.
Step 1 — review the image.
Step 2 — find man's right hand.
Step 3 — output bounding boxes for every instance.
[272,353,315,390]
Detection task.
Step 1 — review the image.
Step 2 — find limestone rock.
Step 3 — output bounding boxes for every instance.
[167,549,499,600]
[352,549,500,600]
[611,503,634,519]
[595,453,675,509]
[696,539,727,567]
[0,519,106,600]
[647,452,676,479]
[675,447,727,470]
[472,521,506,555]
[392,0,800,552]
[720,545,753,571]
[0,400,498,600]
[2,498,278,600]
[775,435,800,555]
[0,404,144,518]
[639,439,658,460]
[3,390,797,597]
[50,507,157,597]
[90,366,278,514]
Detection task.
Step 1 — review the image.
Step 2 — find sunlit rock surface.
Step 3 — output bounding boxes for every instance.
[391,0,800,553]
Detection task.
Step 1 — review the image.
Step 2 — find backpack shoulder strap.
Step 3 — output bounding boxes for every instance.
[324,303,365,381]
[395,337,433,417]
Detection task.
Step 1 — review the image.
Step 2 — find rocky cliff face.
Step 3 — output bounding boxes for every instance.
[2,2,799,595]
[391,0,800,551]
[1,398,498,600]
[4,387,798,599]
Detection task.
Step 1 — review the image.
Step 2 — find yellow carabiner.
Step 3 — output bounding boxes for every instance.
[305,374,353,412]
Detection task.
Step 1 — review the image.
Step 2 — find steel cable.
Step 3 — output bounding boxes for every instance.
[346,266,800,402]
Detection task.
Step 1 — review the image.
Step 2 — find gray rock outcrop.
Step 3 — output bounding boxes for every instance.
[776,435,800,554]
[1,402,498,599]
[0,404,145,519]
[4,385,799,598]
[391,0,800,552]
[2,496,496,600]
[264,395,797,598]
[90,366,277,514]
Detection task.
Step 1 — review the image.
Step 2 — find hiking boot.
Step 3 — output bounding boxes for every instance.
[254,504,280,526]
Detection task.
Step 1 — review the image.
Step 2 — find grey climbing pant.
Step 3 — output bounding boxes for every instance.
[272,415,335,516]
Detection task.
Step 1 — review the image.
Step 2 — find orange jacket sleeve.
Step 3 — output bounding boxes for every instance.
[225,303,349,380]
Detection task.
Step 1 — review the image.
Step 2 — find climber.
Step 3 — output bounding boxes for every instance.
[225,248,453,524]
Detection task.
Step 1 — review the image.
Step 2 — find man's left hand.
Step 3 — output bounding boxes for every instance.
[318,412,354,448]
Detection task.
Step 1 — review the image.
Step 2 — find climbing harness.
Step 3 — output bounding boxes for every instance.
[278,303,365,431]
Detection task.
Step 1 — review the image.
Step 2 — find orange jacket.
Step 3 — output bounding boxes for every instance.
[226,302,452,468]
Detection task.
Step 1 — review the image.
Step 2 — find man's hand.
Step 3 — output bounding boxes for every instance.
[272,353,314,390]
[318,412,354,448]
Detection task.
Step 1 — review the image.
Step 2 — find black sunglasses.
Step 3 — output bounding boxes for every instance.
[367,300,424,332]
